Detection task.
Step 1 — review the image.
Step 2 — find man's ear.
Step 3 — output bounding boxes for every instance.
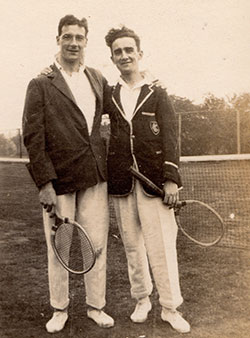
[138,50,143,60]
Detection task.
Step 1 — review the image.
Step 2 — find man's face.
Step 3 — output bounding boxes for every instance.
[111,37,143,75]
[56,25,87,64]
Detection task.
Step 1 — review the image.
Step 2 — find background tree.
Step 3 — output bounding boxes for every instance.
[230,93,250,153]
[172,93,239,156]
[11,131,28,158]
[0,134,16,157]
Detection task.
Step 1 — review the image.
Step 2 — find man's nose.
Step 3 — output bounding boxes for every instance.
[121,50,129,59]
[70,36,78,45]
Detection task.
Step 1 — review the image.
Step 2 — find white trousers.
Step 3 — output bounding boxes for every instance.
[112,182,183,310]
[43,182,109,310]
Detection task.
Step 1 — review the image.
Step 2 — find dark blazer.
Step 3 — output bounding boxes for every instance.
[104,82,182,196]
[23,64,108,195]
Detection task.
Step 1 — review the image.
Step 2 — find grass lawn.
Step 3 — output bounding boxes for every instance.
[0,162,249,338]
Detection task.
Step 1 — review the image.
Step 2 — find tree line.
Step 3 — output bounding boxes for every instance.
[171,92,250,156]
[0,92,250,158]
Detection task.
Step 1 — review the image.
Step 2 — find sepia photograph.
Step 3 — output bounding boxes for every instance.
[0,1,249,337]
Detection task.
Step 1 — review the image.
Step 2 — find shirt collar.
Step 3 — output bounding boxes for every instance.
[54,58,85,74]
[118,72,152,90]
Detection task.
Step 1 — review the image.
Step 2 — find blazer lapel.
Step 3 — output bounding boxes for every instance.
[84,67,105,136]
[112,82,154,120]
[48,64,77,104]
[111,83,126,118]
[84,67,102,104]
[133,84,154,117]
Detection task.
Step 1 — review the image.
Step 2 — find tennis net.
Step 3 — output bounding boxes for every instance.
[179,154,250,249]
[1,155,249,249]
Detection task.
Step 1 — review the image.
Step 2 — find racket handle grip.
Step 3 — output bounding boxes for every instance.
[129,166,165,198]
[176,201,187,208]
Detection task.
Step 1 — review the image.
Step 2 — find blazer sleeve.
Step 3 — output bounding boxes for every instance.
[22,78,57,188]
[156,88,182,187]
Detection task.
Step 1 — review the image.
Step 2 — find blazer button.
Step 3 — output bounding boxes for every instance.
[131,135,135,139]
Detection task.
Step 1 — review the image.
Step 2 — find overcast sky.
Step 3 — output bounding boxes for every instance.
[0,0,249,130]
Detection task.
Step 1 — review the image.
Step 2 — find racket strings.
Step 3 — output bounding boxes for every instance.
[54,222,95,273]
[176,202,223,245]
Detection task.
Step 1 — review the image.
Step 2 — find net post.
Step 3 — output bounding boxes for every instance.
[17,128,22,158]
[178,113,182,156]
[236,110,241,154]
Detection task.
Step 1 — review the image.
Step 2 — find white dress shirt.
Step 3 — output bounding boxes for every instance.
[119,76,151,121]
[55,61,96,134]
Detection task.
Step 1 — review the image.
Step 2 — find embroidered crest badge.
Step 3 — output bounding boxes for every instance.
[150,121,160,135]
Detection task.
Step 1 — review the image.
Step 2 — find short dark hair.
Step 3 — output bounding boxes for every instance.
[58,15,88,36]
[105,26,141,51]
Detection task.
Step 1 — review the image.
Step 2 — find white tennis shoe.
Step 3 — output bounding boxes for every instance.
[87,309,114,328]
[46,310,68,333]
[161,309,190,333]
[130,297,152,323]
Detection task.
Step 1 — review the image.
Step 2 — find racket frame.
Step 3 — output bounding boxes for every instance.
[174,199,225,247]
[129,166,225,247]
[50,213,96,274]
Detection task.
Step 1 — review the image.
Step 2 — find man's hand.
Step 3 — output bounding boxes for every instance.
[162,180,179,208]
[152,79,167,90]
[141,70,167,90]
[40,66,53,76]
[39,182,57,213]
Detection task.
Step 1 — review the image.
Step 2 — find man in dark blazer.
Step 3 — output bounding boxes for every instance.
[23,15,113,333]
[104,26,190,333]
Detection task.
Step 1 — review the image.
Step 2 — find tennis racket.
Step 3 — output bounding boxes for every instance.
[50,213,96,274]
[129,166,224,247]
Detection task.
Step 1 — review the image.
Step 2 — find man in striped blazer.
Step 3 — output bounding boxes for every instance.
[104,26,190,334]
